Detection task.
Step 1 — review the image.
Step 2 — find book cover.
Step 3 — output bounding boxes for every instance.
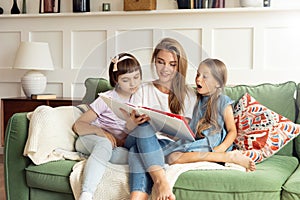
[100,94,196,141]
[194,0,202,8]
[31,94,57,100]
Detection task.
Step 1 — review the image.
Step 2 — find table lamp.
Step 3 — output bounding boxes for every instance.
[13,41,54,98]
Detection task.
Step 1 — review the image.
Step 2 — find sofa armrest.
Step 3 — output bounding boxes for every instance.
[4,112,31,200]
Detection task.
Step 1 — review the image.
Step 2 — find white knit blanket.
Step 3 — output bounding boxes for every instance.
[23,106,83,165]
[70,160,245,200]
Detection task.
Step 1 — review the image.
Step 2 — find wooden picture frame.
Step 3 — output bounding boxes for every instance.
[39,0,60,13]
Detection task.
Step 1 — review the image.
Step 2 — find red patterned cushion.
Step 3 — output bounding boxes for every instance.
[234,93,300,163]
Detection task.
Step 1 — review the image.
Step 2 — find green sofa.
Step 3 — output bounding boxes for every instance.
[4,78,300,200]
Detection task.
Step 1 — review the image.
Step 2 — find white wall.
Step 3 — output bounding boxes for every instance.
[1,8,300,94]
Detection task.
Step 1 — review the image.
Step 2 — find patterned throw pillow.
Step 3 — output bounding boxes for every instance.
[233,93,300,163]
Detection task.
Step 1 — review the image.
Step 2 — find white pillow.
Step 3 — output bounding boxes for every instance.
[24,105,83,165]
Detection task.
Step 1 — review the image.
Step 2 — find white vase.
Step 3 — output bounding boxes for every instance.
[240,0,263,7]
[21,70,47,97]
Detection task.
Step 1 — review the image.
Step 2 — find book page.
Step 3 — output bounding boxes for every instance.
[99,94,138,121]
[139,107,195,141]
[100,94,195,141]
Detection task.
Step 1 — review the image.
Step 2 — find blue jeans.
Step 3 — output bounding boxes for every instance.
[75,135,128,194]
[124,122,170,194]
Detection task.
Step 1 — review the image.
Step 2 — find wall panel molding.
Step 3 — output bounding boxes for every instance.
[0,8,299,98]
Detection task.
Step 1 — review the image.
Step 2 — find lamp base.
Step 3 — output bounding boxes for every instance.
[21,70,47,97]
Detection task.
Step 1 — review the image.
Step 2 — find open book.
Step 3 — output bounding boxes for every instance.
[100,94,196,141]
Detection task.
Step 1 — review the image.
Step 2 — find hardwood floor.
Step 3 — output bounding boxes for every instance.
[0,154,6,200]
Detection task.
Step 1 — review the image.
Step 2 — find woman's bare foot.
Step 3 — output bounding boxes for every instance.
[130,191,148,200]
[149,167,176,200]
[130,179,175,200]
[153,179,176,200]
[227,151,256,172]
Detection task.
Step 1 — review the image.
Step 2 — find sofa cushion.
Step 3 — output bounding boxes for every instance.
[296,83,300,124]
[295,135,300,159]
[234,93,300,163]
[282,165,300,200]
[82,78,112,104]
[173,155,298,199]
[29,188,74,200]
[294,83,300,159]
[225,81,297,157]
[224,81,297,122]
[25,160,77,194]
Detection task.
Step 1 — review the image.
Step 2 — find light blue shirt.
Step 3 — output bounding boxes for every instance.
[163,94,234,155]
[188,94,234,151]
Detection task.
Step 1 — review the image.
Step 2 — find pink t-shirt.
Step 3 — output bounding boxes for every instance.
[90,89,131,140]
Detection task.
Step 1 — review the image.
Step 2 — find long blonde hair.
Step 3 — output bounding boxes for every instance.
[195,58,227,138]
[151,38,189,114]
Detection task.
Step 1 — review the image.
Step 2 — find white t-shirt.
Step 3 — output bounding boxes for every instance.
[132,81,197,119]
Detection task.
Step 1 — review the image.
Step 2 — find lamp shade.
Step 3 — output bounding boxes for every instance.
[13,41,54,70]
[13,41,54,97]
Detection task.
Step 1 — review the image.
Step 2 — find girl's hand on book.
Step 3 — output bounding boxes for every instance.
[120,109,150,132]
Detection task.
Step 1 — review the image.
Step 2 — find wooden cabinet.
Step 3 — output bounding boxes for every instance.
[0,97,82,146]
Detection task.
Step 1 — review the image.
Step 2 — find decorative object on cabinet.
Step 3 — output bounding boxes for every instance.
[39,0,60,13]
[22,0,26,13]
[102,3,111,11]
[73,0,90,12]
[214,0,225,8]
[31,94,57,100]
[11,0,20,14]
[263,0,270,7]
[240,0,263,7]
[0,7,3,14]
[124,0,156,11]
[13,41,54,98]
[177,0,191,9]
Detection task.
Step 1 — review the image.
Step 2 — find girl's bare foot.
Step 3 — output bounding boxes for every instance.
[227,151,256,172]
[167,152,184,165]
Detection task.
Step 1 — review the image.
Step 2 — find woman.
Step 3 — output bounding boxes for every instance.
[124,38,197,200]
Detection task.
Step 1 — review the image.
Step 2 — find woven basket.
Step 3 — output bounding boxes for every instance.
[124,0,156,11]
